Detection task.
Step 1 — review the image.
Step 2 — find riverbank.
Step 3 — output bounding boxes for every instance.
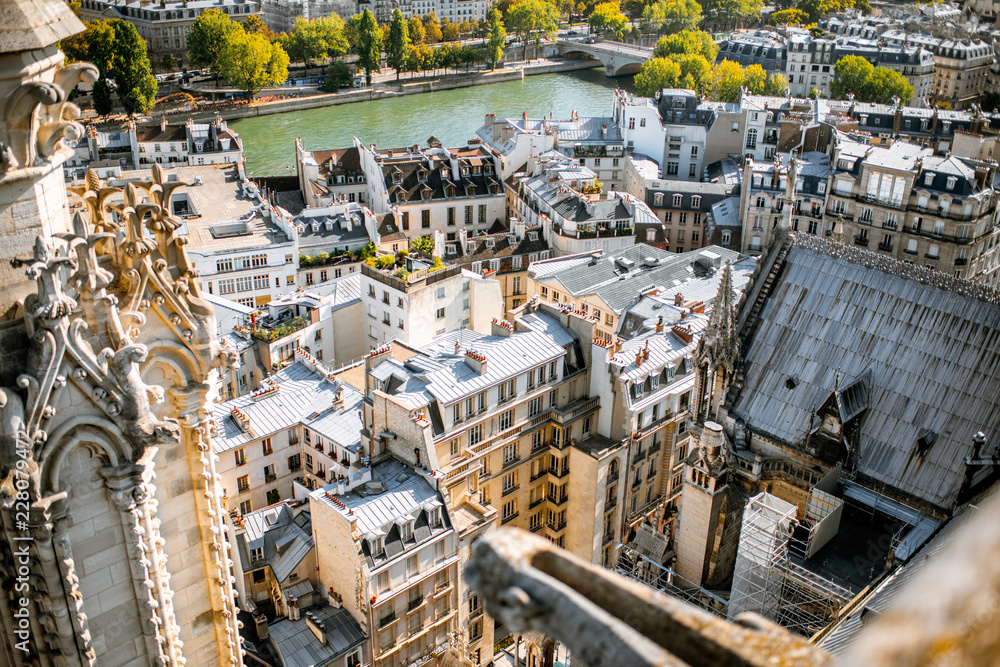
[184,58,602,124]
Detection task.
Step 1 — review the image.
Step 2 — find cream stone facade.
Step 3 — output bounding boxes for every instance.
[0,3,243,665]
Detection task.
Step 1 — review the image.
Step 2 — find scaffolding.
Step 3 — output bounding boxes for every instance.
[728,492,853,637]
[614,543,729,618]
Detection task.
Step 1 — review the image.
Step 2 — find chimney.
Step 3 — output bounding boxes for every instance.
[492,318,514,337]
[674,293,684,306]
[458,227,468,254]
[672,325,693,344]
[364,344,393,379]
[523,111,528,122]
[455,340,462,354]
[464,349,487,374]
[160,116,167,132]
[655,316,664,333]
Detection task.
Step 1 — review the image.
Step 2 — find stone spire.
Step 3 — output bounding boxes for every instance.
[0,0,96,318]
[696,263,738,375]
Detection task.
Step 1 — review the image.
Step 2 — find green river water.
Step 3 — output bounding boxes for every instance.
[231,68,636,176]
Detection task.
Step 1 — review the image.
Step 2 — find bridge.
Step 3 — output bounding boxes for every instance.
[556,40,653,76]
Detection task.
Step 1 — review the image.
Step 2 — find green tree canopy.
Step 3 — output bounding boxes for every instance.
[423,12,444,43]
[408,16,427,44]
[763,73,788,96]
[242,14,274,38]
[708,58,744,102]
[357,8,382,85]
[217,31,290,99]
[284,16,349,74]
[506,0,559,59]
[660,0,703,33]
[187,8,240,79]
[441,17,461,41]
[386,9,411,79]
[589,2,628,39]
[829,54,913,102]
[743,63,766,93]
[634,57,682,96]
[652,30,719,61]
[703,0,763,26]
[673,53,712,93]
[486,8,507,69]
[769,7,808,23]
[65,19,156,115]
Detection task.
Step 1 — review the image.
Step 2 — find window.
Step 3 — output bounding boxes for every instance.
[746,128,758,149]
[235,449,246,466]
[239,499,252,515]
[377,570,390,592]
[502,471,517,493]
[691,196,701,208]
[469,424,483,446]
[499,410,513,431]
[436,307,445,319]
[422,210,430,228]
[479,204,487,223]
[237,475,249,493]
[288,453,301,471]
[261,438,272,456]
[667,162,678,176]
[406,555,419,577]
[502,500,517,521]
[672,194,682,207]
[528,397,542,417]
[503,442,518,463]
[447,207,456,226]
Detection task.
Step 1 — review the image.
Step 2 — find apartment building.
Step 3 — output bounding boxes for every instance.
[356,137,506,240]
[431,220,551,314]
[309,457,463,667]
[212,353,373,515]
[785,32,835,98]
[625,155,739,254]
[478,111,626,189]
[78,0,260,64]
[296,140,369,208]
[360,262,504,348]
[65,116,243,181]
[293,201,381,260]
[506,152,657,257]
[825,134,1000,284]
[738,152,832,253]
[881,32,993,109]
[258,0,357,32]
[715,33,787,76]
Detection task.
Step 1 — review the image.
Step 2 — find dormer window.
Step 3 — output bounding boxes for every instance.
[484,238,495,249]
[446,243,457,255]
[399,520,414,542]
[485,164,493,173]
[428,507,442,527]
[369,535,385,556]
[946,176,957,190]
[528,230,538,241]
[654,193,663,206]
[418,168,428,182]
[691,195,702,208]
[672,194,682,206]
[250,547,264,562]
[393,171,402,184]
[924,172,934,186]
[422,187,432,201]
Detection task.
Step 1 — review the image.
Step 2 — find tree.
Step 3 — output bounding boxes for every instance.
[160,53,176,73]
[829,55,873,100]
[867,66,914,104]
[387,9,410,80]
[660,0,703,33]
[188,8,240,84]
[217,31,290,99]
[242,14,274,38]
[423,12,444,43]
[590,2,628,39]
[703,0,763,27]
[441,18,461,41]
[708,59,744,102]
[673,53,712,93]
[769,8,808,23]
[506,0,559,60]
[634,57,681,96]
[357,8,382,85]
[319,60,353,91]
[408,16,427,44]
[92,77,115,116]
[285,17,348,74]
[763,73,788,96]
[743,63,766,93]
[107,21,157,115]
[486,8,507,69]
[653,30,718,61]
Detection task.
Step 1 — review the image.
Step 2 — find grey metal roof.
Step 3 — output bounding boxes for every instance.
[534,244,744,316]
[310,458,450,569]
[212,363,363,455]
[236,503,314,584]
[732,242,1000,512]
[268,602,366,667]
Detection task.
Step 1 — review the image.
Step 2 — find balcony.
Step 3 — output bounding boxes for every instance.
[955,257,968,266]
[877,242,894,252]
[379,612,396,628]
[748,244,763,253]
[408,596,424,612]
[548,494,568,506]
[529,496,545,509]
[315,470,326,480]
[501,512,519,525]
[632,450,646,465]
[607,473,619,486]
[501,485,519,498]
[925,253,939,260]
[249,314,309,343]
[856,193,906,211]
[854,235,869,247]
[264,472,276,483]
[903,248,918,255]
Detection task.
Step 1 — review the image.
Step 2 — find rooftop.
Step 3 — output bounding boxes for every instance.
[234,502,313,584]
[268,601,366,667]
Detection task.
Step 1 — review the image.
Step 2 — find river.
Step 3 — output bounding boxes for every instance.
[231,68,636,176]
